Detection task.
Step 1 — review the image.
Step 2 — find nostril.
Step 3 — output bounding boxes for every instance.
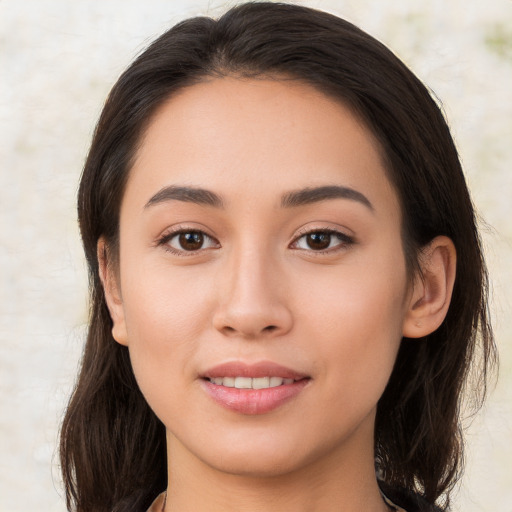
[263,325,278,332]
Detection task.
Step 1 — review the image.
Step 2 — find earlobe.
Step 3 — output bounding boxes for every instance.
[97,238,128,346]
[402,236,456,338]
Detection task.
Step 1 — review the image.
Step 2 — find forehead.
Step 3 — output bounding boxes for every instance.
[125,77,399,217]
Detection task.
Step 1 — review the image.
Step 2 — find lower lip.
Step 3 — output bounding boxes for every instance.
[201,379,310,415]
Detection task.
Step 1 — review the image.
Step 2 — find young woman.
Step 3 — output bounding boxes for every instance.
[60,3,496,511]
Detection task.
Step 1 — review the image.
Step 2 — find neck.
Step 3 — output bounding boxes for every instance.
[163,425,389,512]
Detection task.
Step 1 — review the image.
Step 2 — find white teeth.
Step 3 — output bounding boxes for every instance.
[269,376,283,387]
[252,377,270,389]
[234,376,252,389]
[209,376,296,389]
[222,376,235,387]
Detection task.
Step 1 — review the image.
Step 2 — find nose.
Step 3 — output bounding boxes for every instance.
[212,248,293,339]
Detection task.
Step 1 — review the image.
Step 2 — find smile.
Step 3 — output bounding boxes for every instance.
[201,361,310,415]
[208,376,296,389]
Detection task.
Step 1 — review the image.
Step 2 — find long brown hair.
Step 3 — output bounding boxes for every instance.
[60,3,496,511]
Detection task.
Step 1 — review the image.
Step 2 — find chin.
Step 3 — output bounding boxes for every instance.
[205,451,307,479]
[189,427,332,479]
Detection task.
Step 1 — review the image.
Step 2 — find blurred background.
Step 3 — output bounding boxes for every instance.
[0,1,510,510]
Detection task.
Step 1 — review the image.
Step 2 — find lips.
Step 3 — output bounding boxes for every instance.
[202,360,308,380]
[200,361,310,415]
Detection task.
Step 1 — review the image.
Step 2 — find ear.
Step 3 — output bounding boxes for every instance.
[97,237,128,346]
[402,236,456,338]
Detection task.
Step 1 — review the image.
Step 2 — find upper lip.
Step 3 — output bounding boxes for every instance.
[201,361,309,380]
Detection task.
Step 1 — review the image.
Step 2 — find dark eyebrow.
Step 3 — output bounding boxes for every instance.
[280,185,373,211]
[144,185,224,209]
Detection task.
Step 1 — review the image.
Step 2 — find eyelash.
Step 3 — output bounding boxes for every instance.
[156,227,354,256]
[290,228,354,254]
[156,227,219,256]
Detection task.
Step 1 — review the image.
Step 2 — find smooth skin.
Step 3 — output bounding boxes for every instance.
[99,77,456,512]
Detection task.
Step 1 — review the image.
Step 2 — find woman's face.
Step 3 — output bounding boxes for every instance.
[108,77,413,477]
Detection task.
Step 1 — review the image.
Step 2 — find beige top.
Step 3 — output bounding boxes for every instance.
[382,492,408,512]
[146,491,408,512]
[147,492,166,512]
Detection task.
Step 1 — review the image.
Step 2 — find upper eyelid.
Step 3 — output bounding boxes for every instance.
[158,224,217,240]
[292,225,353,240]
[156,225,353,248]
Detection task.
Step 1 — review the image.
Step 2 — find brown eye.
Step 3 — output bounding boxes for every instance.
[292,229,354,253]
[305,232,332,250]
[178,232,204,251]
[164,230,218,253]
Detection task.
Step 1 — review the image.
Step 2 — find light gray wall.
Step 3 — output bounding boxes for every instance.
[1,1,511,510]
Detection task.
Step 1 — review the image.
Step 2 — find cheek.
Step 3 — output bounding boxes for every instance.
[119,263,216,396]
[123,261,213,339]
[295,254,407,402]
